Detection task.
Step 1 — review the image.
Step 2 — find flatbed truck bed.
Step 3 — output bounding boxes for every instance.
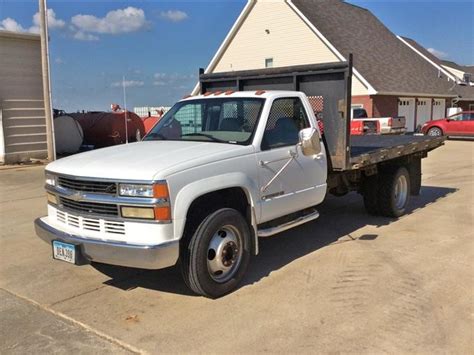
[350,135,446,169]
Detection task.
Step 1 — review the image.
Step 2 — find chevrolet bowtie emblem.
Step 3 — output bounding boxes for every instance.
[68,192,84,201]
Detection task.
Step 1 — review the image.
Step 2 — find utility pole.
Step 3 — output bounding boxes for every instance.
[39,0,56,160]
[122,76,129,144]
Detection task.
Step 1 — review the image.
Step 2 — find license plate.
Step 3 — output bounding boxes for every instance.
[52,241,76,264]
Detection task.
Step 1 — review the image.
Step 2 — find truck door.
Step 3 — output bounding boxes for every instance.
[256,97,327,223]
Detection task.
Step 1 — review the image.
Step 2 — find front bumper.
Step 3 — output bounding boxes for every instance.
[34,217,179,269]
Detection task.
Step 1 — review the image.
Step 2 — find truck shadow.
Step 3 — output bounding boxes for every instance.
[93,185,456,297]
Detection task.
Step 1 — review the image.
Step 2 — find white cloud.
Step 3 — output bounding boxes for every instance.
[73,31,99,41]
[111,80,144,88]
[0,9,65,34]
[55,57,64,64]
[71,7,148,36]
[427,47,448,59]
[152,72,197,88]
[160,10,188,22]
[31,9,66,32]
[0,18,27,32]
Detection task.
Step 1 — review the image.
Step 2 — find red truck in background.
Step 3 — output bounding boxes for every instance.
[315,111,380,136]
[351,108,406,135]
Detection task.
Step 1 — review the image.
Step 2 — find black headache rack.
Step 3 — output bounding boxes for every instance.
[199,60,353,171]
[199,58,446,172]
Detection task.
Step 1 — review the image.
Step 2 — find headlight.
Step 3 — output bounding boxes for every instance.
[45,173,57,186]
[119,184,154,198]
[119,182,171,222]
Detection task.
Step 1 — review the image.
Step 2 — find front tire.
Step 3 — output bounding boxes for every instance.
[180,208,251,298]
[427,127,443,137]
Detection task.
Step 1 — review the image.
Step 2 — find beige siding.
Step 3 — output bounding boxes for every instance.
[0,32,47,163]
[212,0,369,96]
[441,65,466,81]
[214,0,339,72]
[351,76,369,96]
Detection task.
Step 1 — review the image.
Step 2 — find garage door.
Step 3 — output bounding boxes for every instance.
[432,99,446,120]
[416,99,432,130]
[398,98,415,132]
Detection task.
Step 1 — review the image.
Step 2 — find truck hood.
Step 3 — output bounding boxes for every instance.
[46,141,253,181]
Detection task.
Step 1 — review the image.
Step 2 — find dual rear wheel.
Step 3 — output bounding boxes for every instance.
[362,166,411,218]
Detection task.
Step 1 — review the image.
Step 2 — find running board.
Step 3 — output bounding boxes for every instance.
[257,209,319,237]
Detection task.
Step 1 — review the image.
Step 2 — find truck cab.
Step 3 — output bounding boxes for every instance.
[36,91,327,298]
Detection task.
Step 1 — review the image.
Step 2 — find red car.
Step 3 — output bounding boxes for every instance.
[422,111,474,137]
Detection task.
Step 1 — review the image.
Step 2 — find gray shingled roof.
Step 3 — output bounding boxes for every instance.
[399,37,474,99]
[291,0,459,96]
[402,37,473,77]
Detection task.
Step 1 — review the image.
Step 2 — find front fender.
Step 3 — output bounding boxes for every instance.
[172,172,260,252]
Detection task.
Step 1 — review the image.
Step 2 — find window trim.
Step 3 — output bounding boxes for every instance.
[260,96,310,151]
[144,97,266,146]
[265,57,274,68]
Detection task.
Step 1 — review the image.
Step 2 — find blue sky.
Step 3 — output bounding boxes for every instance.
[1,0,473,112]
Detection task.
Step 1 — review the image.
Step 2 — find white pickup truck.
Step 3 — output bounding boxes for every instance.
[35,63,444,298]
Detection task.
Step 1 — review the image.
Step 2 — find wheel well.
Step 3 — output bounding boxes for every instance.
[181,187,256,253]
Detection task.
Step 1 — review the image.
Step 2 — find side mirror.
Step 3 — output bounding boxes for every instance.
[299,127,322,156]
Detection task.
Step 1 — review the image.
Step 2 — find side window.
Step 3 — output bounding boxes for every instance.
[461,113,472,121]
[262,97,310,150]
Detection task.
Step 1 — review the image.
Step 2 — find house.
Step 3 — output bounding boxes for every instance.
[0,30,48,164]
[398,36,474,112]
[195,0,469,131]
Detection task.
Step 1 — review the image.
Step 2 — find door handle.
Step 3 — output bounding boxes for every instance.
[259,149,297,166]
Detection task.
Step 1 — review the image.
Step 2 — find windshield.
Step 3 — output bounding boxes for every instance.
[144,98,265,145]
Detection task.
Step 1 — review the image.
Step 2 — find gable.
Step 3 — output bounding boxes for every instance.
[292,0,456,96]
[442,65,467,81]
[211,0,369,96]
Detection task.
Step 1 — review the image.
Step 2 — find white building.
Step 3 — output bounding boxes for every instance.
[0,31,48,164]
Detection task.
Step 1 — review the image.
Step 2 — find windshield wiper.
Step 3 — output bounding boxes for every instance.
[181,133,228,143]
[144,132,167,141]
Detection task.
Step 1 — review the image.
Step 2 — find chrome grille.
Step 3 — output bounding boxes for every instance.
[59,196,118,216]
[56,210,125,235]
[58,176,117,195]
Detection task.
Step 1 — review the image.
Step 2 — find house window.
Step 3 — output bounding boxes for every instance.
[265,58,273,68]
[469,104,474,111]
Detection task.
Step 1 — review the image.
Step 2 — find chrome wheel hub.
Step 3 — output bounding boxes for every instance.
[394,174,408,210]
[207,225,242,283]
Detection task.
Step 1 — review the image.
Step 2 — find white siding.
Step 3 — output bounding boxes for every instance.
[212,0,369,96]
